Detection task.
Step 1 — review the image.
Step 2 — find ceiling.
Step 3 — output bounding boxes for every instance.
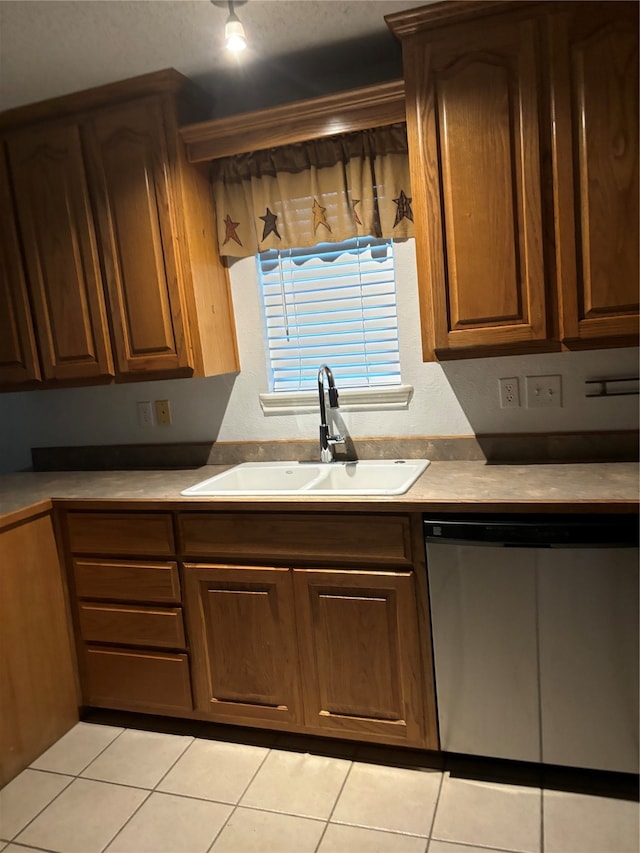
[0,0,425,115]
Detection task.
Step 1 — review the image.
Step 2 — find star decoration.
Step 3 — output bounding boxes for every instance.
[352,199,362,226]
[312,198,331,233]
[393,190,414,227]
[259,207,281,241]
[222,214,242,247]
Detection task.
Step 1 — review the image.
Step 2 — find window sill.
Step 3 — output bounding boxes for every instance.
[259,385,414,415]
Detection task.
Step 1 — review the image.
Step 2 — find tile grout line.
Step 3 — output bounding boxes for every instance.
[97,727,197,853]
[204,741,275,853]
[150,731,196,792]
[312,757,355,853]
[8,722,129,845]
[327,817,434,840]
[424,765,447,851]
[5,771,75,845]
[430,842,525,853]
[74,724,129,778]
[98,788,154,853]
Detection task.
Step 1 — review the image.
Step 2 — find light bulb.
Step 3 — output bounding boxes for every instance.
[225,14,246,52]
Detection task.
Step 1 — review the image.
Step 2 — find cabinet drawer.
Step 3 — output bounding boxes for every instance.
[84,647,192,712]
[73,558,181,603]
[178,513,413,566]
[78,602,186,649]
[67,512,175,556]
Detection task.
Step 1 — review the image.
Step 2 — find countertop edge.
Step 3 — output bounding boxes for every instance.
[0,499,53,531]
[1,461,638,532]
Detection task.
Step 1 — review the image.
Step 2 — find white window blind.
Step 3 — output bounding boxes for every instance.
[258,236,401,393]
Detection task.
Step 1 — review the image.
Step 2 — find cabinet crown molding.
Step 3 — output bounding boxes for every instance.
[385,1,542,38]
[0,68,207,132]
[179,79,406,163]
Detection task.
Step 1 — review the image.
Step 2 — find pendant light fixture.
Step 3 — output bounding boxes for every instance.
[224,0,247,52]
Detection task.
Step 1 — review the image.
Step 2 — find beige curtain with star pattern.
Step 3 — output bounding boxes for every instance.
[210,123,414,258]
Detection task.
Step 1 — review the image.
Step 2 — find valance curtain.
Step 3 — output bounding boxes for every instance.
[210,123,414,258]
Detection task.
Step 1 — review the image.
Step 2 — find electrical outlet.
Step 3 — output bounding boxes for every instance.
[499,377,521,408]
[526,375,563,408]
[155,399,172,426]
[137,401,154,427]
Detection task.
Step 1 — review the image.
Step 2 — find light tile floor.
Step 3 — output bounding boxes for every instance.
[0,722,638,853]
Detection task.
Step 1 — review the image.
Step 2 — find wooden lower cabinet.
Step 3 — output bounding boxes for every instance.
[84,647,192,713]
[0,513,78,786]
[64,510,194,714]
[62,509,435,751]
[183,564,303,727]
[293,568,426,746]
[183,561,428,747]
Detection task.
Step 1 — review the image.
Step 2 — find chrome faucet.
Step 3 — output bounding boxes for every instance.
[318,365,344,463]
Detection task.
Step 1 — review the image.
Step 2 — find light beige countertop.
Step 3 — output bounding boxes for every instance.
[0,461,637,529]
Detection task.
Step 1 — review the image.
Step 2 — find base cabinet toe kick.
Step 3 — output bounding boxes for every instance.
[61,509,438,750]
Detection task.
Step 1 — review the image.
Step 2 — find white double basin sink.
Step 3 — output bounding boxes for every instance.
[181,459,430,497]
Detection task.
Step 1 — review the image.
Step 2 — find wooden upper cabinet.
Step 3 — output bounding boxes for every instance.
[83,99,191,377]
[389,1,639,358]
[400,13,547,358]
[0,69,239,389]
[549,2,639,346]
[0,147,41,386]
[6,124,114,381]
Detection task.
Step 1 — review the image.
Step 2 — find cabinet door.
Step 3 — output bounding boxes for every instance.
[7,124,114,381]
[538,548,639,773]
[550,3,639,345]
[0,147,41,386]
[293,568,425,746]
[404,15,547,357]
[183,563,303,726]
[84,98,192,377]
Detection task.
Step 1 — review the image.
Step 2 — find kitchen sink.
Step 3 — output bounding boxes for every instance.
[181,459,430,497]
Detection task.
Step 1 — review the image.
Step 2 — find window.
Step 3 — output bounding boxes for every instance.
[258,236,401,393]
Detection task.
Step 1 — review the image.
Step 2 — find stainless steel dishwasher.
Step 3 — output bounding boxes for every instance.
[424,514,639,773]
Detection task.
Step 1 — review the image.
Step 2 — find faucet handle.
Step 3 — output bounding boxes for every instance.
[327,433,345,446]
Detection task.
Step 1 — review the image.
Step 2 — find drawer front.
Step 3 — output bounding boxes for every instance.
[79,602,186,649]
[67,512,175,556]
[73,558,181,603]
[178,513,413,566]
[84,647,192,712]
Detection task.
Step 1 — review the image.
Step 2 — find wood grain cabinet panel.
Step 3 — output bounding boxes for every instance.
[0,69,238,391]
[83,99,191,376]
[549,2,639,345]
[293,568,426,746]
[401,13,547,357]
[6,123,114,381]
[0,513,78,786]
[183,563,303,726]
[72,558,181,603]
[178,512,413,566]
[84,647,192,712]
[390,1,639,357]
[0,147,41,387]
[78,602,186,649]
[67,512,175,556]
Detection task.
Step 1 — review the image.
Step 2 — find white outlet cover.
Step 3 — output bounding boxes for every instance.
[137,401,154,426]
[498,377,521,408]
